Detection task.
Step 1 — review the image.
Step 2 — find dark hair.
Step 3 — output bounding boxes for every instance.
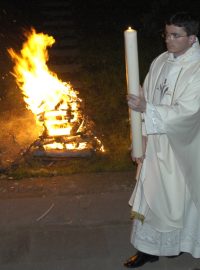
[165,12,199,36]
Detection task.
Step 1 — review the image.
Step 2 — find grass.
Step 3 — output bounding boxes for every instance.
[8,152,135,179]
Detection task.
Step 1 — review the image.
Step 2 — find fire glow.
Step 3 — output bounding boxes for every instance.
[8,28,104,153]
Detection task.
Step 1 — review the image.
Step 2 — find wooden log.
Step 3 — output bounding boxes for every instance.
[32,148,93,158]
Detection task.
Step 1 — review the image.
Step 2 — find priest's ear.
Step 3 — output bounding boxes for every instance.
[189,35,196,45]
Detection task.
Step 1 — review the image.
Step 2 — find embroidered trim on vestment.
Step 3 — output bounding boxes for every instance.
[131,211,145,223]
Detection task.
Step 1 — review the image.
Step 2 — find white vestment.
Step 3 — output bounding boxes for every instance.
[129,40,200,258]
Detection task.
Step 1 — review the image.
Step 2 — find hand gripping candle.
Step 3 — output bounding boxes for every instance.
[124,27,143,158]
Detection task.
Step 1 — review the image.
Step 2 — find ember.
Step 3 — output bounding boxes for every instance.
[8,28,104,158]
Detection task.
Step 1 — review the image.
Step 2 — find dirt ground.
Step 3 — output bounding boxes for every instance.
[0,170,136,199]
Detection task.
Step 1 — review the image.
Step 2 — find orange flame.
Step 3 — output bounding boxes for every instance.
[7,28,105,152]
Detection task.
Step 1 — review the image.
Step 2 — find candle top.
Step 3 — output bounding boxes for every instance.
[126,26,136,32]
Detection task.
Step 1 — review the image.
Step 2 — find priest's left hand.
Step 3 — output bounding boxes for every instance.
[127,88,146,113]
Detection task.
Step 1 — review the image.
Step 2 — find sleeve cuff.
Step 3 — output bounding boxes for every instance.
[144,103,166,134]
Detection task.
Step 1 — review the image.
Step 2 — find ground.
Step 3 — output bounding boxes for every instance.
[0,170,136,199]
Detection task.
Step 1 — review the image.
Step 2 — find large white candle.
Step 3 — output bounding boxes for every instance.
[124,27,143,158]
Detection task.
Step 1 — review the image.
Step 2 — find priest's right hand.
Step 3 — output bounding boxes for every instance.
[131,155,145,164]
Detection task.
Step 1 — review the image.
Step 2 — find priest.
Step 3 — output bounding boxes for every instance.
[124,11,200,268]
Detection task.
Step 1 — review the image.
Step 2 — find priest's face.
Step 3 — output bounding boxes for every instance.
[164,24,196,57]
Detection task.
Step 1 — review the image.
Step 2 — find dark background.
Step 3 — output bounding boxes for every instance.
[0,0,200,174]
[0,0,200,83]
[1,0,200,46]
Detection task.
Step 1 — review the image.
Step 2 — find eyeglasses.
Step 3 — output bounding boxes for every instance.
[161,33,188,40]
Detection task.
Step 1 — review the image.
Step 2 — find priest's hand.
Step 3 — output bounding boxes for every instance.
[127,86,146,113]
[131,136,147,164]
[132,156,144,164]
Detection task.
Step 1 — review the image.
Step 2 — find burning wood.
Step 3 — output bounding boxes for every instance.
[7,28,104,158]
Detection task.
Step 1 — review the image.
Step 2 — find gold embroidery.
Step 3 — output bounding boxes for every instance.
[131,211,145,223]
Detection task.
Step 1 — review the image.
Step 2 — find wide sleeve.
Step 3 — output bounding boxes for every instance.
[142,68,166,135]
[144,103,165,134]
